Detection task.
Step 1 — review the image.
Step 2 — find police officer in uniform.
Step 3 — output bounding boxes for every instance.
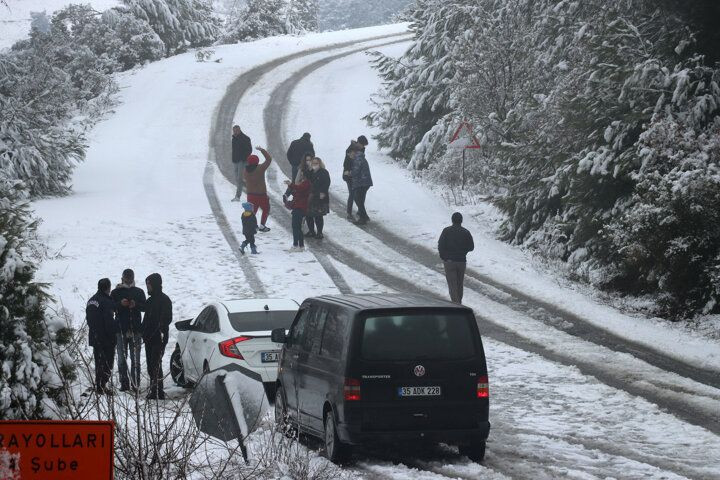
[86,278,117,394]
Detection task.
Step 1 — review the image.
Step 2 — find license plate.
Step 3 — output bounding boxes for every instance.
[261,351,279,363]
[398,386,441,397]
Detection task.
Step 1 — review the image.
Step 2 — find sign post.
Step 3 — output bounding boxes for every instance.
[449,121,481,188]
[0,420,114,479]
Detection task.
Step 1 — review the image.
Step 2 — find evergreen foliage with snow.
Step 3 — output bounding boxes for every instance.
[223,0,318,43]
[318,0,411,31]
[0,180,76,419]
[369,0,720,318]
[122,0,221,54]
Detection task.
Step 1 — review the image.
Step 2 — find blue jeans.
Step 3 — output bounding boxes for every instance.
[345,179,354,215]
[117,330,142,389]
[291,209,305,247]
[234,161,245,198]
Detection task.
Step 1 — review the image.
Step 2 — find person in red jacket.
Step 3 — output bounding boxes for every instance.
[284,169,311,252]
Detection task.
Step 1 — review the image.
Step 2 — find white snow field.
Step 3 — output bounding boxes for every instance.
[0,0,120,49]
[32,23,720,479]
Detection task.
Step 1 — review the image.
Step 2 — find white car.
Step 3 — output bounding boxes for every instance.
[170,298,299,400]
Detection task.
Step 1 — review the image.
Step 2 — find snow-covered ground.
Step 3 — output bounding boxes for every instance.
[32,23,720,479]
[0,0,119,49]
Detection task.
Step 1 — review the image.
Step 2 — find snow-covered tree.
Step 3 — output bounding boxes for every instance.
[0,180,76,419]
[222,0,287,42]
[286,0,318,33]
[318,0,410,31]
[122,0,221,54]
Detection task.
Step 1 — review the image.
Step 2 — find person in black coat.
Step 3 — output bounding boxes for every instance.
[343,135,368,220]
[438,212,475,304]
[286,132,315,184]
[232,125,252,201]
[141,273,173,400]
[240,201,259,254]
[111,268,146,391]
[306,157,331,239]
[86,278,117,394]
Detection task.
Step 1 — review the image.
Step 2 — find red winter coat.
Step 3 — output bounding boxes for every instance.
[289,180,311,213]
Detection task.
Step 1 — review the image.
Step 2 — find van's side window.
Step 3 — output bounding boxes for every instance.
[288,308,310,348]
[301,306,327,353]
[320,309,345,359]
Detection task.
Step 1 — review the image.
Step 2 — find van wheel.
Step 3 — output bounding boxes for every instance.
[274,386,295,437]
[323,411,350,464]
[170,347,188,387]
[459,440,486,463]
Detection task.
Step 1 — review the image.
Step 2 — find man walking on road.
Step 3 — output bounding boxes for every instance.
[286,132,315,183]
[232,125,252,201]
[438,212,475,304]
[86,278,117,394]
[141,273,173,400]
[244,146,273,232]
[111,269,146,392]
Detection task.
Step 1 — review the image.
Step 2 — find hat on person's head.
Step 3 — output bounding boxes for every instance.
[451,212,463,224]
[357,135,368,146]
[247,154,259,166]
[122,268,134,280]
[242,202,254,212]
[302,132,311,140]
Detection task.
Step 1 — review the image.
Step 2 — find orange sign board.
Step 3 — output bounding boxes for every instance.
[0,421,114,479]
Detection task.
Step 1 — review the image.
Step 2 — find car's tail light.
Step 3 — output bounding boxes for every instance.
[219,336,253,359]
[344,378,361,401]
[477,375,489,398]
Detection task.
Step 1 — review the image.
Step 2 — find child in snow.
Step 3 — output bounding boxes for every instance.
[240,202,259,254]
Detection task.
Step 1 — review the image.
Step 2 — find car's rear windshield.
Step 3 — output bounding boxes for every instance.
[360,312,477,361]
[229,311,296,333]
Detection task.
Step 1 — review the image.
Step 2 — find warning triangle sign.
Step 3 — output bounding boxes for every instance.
[450,121,481,149]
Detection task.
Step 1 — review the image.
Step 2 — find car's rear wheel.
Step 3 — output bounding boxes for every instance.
[170,346,188,387]
[274,386,295,437]
[459,440,486,463]
[323,410,350,464]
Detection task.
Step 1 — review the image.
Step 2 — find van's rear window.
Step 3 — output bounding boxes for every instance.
[360,313,477,361]
[229,311,296,333]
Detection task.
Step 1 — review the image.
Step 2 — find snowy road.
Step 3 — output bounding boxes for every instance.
[210,34,720,478]
[31,23,720,479]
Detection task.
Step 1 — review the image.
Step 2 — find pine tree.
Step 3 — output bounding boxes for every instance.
[122,0,221,54]
[0,179,76,419]
[286,0,319,33]
[223,0,288,42]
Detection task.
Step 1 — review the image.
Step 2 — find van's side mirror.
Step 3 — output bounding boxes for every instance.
[175,319,193,331]
[271,328,287,343]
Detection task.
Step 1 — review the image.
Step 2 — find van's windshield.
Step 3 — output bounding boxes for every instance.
[360,312,477,361]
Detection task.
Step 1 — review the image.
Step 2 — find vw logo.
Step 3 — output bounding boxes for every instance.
[413,365,426,377]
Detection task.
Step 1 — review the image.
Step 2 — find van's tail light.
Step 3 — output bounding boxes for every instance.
[344,378,361,401]
[477,375,489,398]
[219,336,253,359]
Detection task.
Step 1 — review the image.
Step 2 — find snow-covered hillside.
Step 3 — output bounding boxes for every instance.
[0,0,119,49]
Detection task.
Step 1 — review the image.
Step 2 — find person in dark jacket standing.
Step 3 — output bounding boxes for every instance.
[306,157,330,239]
[141,273,173,400]
[350,142,373,225]
[111,269,146,392]
[286,132,315,184]
[438,212,475,304]
[86,278,117,394]
[240,202,259,254]
[232,125,252,201]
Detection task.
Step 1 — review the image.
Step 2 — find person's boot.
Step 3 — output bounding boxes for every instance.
[316,232,324,240]
[258,225,270,232]
[239,241,247,255]
[250,244,258,254]
[305,230,316,238]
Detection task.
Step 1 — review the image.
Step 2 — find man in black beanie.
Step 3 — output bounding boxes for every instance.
[86,278,117,394]
[438,212,475,304]
[141,273,172,400]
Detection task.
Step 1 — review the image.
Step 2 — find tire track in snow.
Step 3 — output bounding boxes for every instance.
[264,44,720,393]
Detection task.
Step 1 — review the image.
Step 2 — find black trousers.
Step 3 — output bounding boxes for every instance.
[241,233,256,247]
[145,341,166,398]
[354,186,369,220]
[345,179,354,215]
[306,216,324,234]
[93,343,115,392]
